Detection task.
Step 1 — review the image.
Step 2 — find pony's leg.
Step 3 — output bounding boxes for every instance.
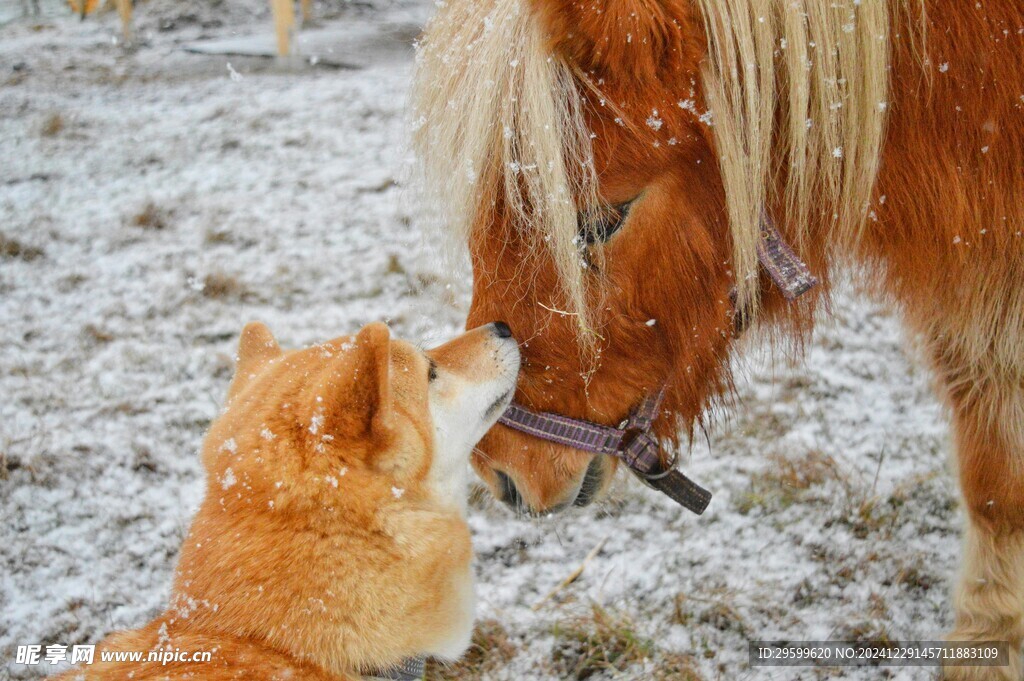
[269,0,294,57]
[943,372,1024,681]
[115,0,131,41]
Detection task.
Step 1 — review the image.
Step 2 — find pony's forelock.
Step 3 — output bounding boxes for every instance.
[411,0,599,344]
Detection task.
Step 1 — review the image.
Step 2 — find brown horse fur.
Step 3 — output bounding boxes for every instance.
[53,321,520,680]
[413,0,1024,677]
[68,0,132,39]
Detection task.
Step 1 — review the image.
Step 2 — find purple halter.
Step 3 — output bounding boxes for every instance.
[497,217,818,515]
[499,385,712,513]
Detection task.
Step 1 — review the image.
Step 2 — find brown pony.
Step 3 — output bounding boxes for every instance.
[412,0,1024,678]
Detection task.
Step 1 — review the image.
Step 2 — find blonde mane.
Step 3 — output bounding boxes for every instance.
[697,0,895,309]
[412,0,897,325]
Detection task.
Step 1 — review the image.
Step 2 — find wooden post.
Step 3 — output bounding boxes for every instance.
[270,0,294,57]
[300,0,311,23]
[114,0,132,41]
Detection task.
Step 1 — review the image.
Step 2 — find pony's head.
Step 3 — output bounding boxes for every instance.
[413,0,889,512]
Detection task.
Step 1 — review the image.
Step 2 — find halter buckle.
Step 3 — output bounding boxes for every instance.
[619,428,677,485]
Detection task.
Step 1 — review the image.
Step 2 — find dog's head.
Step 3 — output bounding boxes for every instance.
[203,320,519,516]
[161,323,516,670]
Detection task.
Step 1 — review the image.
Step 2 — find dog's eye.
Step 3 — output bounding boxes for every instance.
[577,199,635,245]
[428,360,438,383]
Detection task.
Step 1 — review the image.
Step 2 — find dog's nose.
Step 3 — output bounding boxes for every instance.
[491,321,513,339]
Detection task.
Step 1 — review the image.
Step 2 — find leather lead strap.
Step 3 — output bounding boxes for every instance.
[644,469,712,515]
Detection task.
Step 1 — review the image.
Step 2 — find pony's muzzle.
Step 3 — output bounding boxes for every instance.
[494,470,527,513]
[491,454,610,515]
[572,455,607,507]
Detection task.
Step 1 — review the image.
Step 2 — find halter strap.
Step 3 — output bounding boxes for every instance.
[496,214,818,514]
[499,388,712,515]
[756,214,819,300]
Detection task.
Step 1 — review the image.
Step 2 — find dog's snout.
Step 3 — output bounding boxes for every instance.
[491,321,513,339]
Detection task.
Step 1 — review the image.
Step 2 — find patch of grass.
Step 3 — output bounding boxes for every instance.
[83,324,114,344]
[132,444,159,474]
[550,602,710,680]
[40,112,64,137]
[735,450,841,515]
[0,451,18,481]
[833,468,942,539]
[830,563,858,588]
[837,620,897,649]
[737,408,790,440]
[130,201,171,230]
[203,228,258,249]
[204,228,232,244]
[58,273,88,292]
[739,448,931,542]
[890,561,938,593]
[0,234,44,261]
[201,272,248,300]
[424,619,516,680]
[830,595,898,661]
[841,496,900,539]
[866,592,890,621]
[771,450,840,488]
[551,603,653,680]
[790,577,824,609]
[653,652,706,681]
[672,593,694,627]
[385,253,407,276]
[697,602,746,634]
[673,591,748,635]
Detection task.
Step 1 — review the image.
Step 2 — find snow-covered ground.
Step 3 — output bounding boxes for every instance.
[1,2,959,679]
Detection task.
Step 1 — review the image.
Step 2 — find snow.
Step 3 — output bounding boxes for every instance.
[2,2,960,680]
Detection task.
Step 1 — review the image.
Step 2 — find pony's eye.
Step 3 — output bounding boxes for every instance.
[577,200,634,245]
[428,359,438,382]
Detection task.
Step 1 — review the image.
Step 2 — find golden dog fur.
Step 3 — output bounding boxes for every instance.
[55,321,519,680]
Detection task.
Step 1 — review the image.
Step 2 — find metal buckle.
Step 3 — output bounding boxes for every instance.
[638,448,678,482]
[619,427,678,483]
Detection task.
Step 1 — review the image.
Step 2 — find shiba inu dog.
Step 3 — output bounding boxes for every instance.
[54,320,519,680]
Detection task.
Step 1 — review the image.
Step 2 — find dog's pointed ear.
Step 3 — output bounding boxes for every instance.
[229,321,282,399]
[350,322,394,438]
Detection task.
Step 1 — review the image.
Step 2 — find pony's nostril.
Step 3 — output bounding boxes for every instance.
[491,321,513,339]
[573,456,605,507]
[495,470,523,511]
